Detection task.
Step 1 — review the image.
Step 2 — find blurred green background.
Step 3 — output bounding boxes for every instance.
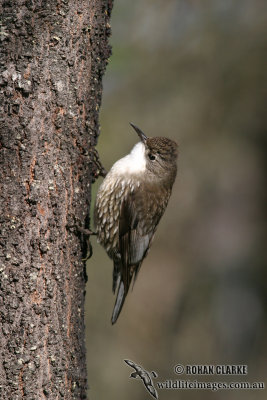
[85,1,267,399]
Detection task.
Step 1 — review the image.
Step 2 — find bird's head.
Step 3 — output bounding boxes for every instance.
[130,123,178,184]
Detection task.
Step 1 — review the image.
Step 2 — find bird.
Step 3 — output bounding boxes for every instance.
[124,359,158,399]
[94,123,178,324]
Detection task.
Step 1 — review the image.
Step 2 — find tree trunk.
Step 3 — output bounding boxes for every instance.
[0,1,112,398]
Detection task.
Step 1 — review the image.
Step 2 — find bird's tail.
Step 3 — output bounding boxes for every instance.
[111,280,127,325]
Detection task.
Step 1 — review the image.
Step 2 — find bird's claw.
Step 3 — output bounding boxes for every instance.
[90,147,107,181]
[76,225,96,260]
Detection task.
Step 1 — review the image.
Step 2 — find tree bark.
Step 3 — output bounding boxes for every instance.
[0,1,112,398]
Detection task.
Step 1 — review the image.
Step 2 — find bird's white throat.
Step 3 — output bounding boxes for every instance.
[110,142,146,175]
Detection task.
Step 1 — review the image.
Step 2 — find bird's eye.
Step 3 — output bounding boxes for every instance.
[148,153,156,161]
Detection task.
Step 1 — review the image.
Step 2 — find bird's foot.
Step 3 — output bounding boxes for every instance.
[90,147,107,181]
[76,225,96,260]
[76,226,95,236]
[66,215,96,261]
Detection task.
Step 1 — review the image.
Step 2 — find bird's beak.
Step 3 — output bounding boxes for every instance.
[130,123,147,143]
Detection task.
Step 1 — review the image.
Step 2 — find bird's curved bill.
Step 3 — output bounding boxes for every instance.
[130,123,147,143]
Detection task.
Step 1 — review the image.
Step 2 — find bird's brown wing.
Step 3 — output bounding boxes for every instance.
[111,186,170,324]
[119,189,165,293]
